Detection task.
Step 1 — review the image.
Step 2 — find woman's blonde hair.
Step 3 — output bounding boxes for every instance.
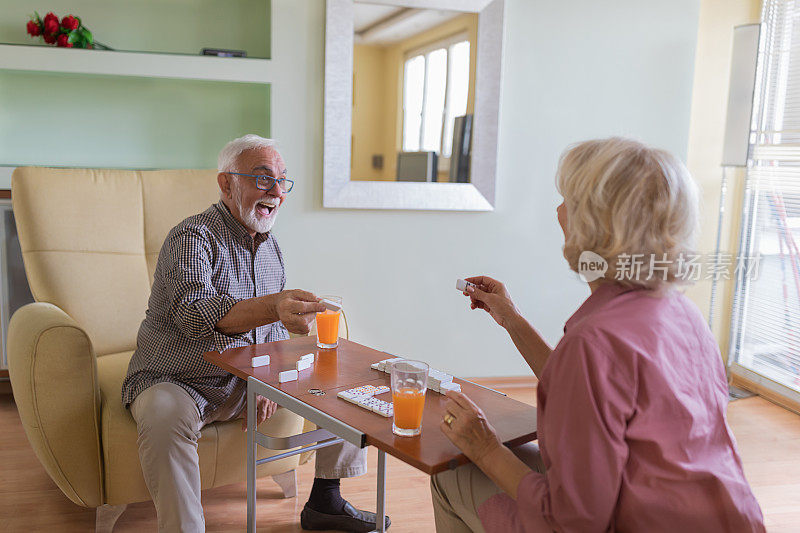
[556,137,700,290]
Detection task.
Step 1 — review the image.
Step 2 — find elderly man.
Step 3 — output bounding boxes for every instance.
[121,135,389,532]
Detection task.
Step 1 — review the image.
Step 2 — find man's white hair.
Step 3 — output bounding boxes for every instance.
[217,134,278,173]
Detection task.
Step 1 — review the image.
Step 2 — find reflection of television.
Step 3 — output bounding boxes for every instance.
[450,114,473,183]
[396,151,438,182]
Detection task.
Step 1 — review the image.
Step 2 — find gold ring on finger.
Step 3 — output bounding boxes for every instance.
[444,413,455,426]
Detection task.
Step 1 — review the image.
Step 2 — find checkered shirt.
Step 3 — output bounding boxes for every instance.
[121,201,289,420]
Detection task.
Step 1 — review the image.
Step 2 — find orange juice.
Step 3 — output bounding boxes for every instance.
[316,309,340,345]
[392,387,426,429]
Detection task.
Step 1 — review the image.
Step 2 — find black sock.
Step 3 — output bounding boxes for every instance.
[306,477,347,515]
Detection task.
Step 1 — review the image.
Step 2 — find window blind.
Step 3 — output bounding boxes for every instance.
[730,0,800,395]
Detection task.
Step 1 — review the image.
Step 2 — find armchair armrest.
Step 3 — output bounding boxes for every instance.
[7,302,104,507]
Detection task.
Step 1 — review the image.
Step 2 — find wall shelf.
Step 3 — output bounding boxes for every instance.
[0,44,274,84]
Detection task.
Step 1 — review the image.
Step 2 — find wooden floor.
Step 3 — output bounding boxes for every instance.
[0,379,798,532]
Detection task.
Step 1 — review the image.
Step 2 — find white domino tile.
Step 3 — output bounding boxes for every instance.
[278,369,298,383]
[251,354,270,367]
[337,391,356,401]
[374,358,403,373]
[320,298,342,312]
[440,381,461,393]
[429,369,453,383]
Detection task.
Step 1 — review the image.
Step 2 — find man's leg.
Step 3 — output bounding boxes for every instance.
[217,389,383,531]
[430,442,545,533]
[313,439,368,481]
[301,441,392,531]
[130,382,205,533]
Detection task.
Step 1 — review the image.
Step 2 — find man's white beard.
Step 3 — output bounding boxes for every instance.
[244,207,277,234]
[233,189,278,234]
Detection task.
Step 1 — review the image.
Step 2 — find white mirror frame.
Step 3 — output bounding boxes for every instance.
[323,0,505,211]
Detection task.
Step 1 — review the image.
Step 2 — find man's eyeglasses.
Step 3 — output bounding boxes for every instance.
[226,172,294,193]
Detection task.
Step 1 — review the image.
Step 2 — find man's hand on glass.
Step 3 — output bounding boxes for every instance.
[275,289,326,334]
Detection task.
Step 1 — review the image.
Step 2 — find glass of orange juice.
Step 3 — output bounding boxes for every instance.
[315,295,342,349]
[390,360,429,437]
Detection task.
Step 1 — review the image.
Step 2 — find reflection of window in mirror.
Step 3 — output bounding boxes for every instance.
[351,6,477,183]
[402,37,469,159]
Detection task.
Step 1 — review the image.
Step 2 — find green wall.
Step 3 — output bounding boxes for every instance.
[0,0,271,184]
[0,0,270,57]
[0,70,270,169]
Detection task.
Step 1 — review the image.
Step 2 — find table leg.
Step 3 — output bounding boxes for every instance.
[247,382,256,533]
[376,449,386,533]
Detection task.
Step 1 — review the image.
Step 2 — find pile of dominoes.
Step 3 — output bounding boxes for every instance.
[337,385,393,417]
[250,352,315,384]
[370,358,462,394]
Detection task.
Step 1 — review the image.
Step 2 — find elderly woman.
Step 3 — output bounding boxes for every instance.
[431,138,765,532]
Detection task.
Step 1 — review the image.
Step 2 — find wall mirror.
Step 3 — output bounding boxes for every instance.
[324,0,505,211]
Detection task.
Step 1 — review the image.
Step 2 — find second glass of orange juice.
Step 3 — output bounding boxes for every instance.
[315,295,342,348]
[390,360,429,437]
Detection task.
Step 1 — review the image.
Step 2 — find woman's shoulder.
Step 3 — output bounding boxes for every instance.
[572,285,704,335]
[561,287,707,355]
[555,286,718,379]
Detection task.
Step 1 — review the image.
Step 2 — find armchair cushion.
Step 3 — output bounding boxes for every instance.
[97,351,306,505]
[11,167,221,357]
[12,168,152,357]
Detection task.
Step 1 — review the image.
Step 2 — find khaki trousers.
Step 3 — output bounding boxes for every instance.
[430,442,546,533]
[130,381,368,533]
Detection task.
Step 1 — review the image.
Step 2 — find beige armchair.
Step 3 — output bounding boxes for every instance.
[7,167,311,531]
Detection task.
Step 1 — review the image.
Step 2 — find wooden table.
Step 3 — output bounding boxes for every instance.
[204,336,537,532]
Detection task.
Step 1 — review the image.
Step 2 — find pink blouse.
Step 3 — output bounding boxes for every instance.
[478,283,765,532]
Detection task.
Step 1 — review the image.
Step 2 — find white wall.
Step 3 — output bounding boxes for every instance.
[271,0,700,378]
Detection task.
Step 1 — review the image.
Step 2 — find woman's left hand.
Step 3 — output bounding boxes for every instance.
[440,390,503,465]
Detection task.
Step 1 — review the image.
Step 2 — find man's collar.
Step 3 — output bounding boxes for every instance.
[214,201,271,246]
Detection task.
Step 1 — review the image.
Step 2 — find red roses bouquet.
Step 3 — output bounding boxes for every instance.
[26,12,110,49]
